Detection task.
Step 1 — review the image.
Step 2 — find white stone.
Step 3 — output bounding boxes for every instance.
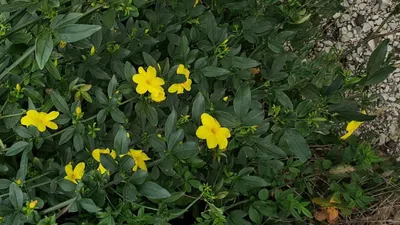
[368,39,376,50]
[363,23,372,32]
[324,40,334,46]
[389,96,396,102]
[359,3,367,9]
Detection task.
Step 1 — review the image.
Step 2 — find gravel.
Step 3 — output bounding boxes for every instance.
[314,0,400,157]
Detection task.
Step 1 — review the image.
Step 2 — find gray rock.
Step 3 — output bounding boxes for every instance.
[359,3,367,9]
[363,23,372,32]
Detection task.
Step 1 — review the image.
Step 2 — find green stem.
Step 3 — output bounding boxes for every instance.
[0,46,35,81]
[120,97,136,105]
[44,115,96,139]
[41,198,77,215]
[168,194,203,220]
[109,188,158,211]
[0,98,9,115]
[0,112,24,120]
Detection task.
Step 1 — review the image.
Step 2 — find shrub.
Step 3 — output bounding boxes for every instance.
[0,0,398,224]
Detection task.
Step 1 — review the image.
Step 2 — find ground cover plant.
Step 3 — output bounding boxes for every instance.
[0,0,399,224]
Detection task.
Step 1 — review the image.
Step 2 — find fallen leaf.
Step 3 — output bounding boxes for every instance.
[327,207,339,224]
[314,209,328,221]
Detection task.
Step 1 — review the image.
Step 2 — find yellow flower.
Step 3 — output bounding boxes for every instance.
[340,110,367,140]
[75,106,82,116]
[125,149,150,171]
[59,41,67,48]
[194,0,200,7]
[90,45,95,55]
[223,96,228,102]
[168,64,192,94]
[150,88,166,102]
[64,162,85,184]
[28,200,38,209]
[16,83,21,92]
[92,148,117,174]
[132,66,165,95]
[16,179,21,185]
[196,113,231,150]
[21,110,59,132]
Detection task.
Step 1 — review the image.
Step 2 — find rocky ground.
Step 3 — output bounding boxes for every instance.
[315,0,400,158]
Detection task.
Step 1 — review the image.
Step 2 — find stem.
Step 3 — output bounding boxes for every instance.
[0,98,9,115]
[44,115,96,139]
[109,188,158,211]
[41,198,77,215]
[225,199,249,210]
[120,97,136,105]
[0,112,24,120]
[0,46,35,81]
[168,194,203,219]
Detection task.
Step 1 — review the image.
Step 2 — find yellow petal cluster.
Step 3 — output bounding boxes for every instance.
[123,149,150,171]
[92,148,117,174]
[64,162,85,184]
[132,66,166,102]
[28,200,38,209]
[21,110,59,132]
[196,113,231,150]
[168,64,192,94]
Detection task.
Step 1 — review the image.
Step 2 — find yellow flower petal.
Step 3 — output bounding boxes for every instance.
[177,64,190,78]
[132,74,146,84]
[196,126,211,139]
[136,84,148,94]
[147,66,157,78]
[73,162,85,180]
[92,149,101,162]
[110,150,117,159]
[218,127,231,138]
[137,159,147,171]
[168,84,180,93]
[45,121,58,130]
[206,135,218,149]
[183,79,192,91]
[21,115,35,126]
[97,163,108,174]
[201,113,219,129]
[65,162,73,176]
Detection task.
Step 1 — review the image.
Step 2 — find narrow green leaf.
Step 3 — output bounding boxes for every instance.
[45,60,61,80]
[232,56,260,69]
[296,100,313,117]
[5,141,29,156]
[275,90,293,111]
[100,154,118,172]
[234,84,251,119]
[165,109,177,139]
[192,92,205,124]
[282,129,311,162]
[59,128,75,145]
[114,126,129,154]
[79,198,100,213]
[367,39,389,76]
[50,90,70,115]
[9,183,23,209]
[201,66,230,77]
[35,31,53,70]
[57,24,101,42]
[139,181,171,199]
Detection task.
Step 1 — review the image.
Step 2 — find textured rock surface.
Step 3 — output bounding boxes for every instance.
[315,0,400,157]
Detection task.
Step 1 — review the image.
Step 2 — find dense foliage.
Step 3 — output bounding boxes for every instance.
[0,0,399,224]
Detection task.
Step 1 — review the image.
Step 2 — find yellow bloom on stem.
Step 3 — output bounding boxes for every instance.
[15,83,21,92]
[340,110,367,140]
[28,200,38,209]
[92,148,117,174]
[125,149,150,172]
[90,45,96,55]
[75,106,82,116]
[21,110,59,132]
[168,64,192,94]
[150,88,166,102]
[64,162,85,184]
[196,113,231,150]
[132,66,165,95]
[194,0,200,7]
[223,96,228,102]
[59,41,67,48]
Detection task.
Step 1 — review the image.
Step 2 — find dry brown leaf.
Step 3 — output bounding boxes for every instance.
[314,209,328,221]
[250,67,260,75]
[327,207,339,224]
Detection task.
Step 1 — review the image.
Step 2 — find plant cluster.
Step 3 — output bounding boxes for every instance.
[0,0,399,225]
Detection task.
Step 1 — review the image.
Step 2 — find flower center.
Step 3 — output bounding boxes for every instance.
[211,127,218,134]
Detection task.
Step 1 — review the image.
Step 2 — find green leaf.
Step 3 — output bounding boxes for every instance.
[214,111,240,128]
[50,90,70,115]
[192,92,205,125]
[107,75,118,98]
[242,109,264,126]
[120,155,135,172]
[144,103,158,126]
[57,24,101,42]
[73,133,84,151]
[282,129,311,162]
[179,34,190,58]
[0,179,12,190]
[123,183,138,202]
[365,66,395,85]
[322,160,332,170]
[249,206,261,224]
[5,141,29,156]
[79,198,100,213]
[100,154,118,172]
[114,126,129,155]
[142,52,157,68]
[16,149,29,181]
[59,128,75,145]
[240,176,269,187]
[232,56,260,69]
[165,109,177,139]
[110,108,126,123]
[103,8,116,29]
[9,183,23,209]
[35,31,53,70]
[50,13,83,29]
[296,100,313,117]
[256,138,287,158]
[367,39,389,76]
[173,141,199,159]
[275,90,293,111]
[201,66,230,77]
[234,84,251,119]
[0,1,34,13]
[45,60,61,80]
[258,189,269,201]
[168,129,184,151]
[139,181,171,199]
